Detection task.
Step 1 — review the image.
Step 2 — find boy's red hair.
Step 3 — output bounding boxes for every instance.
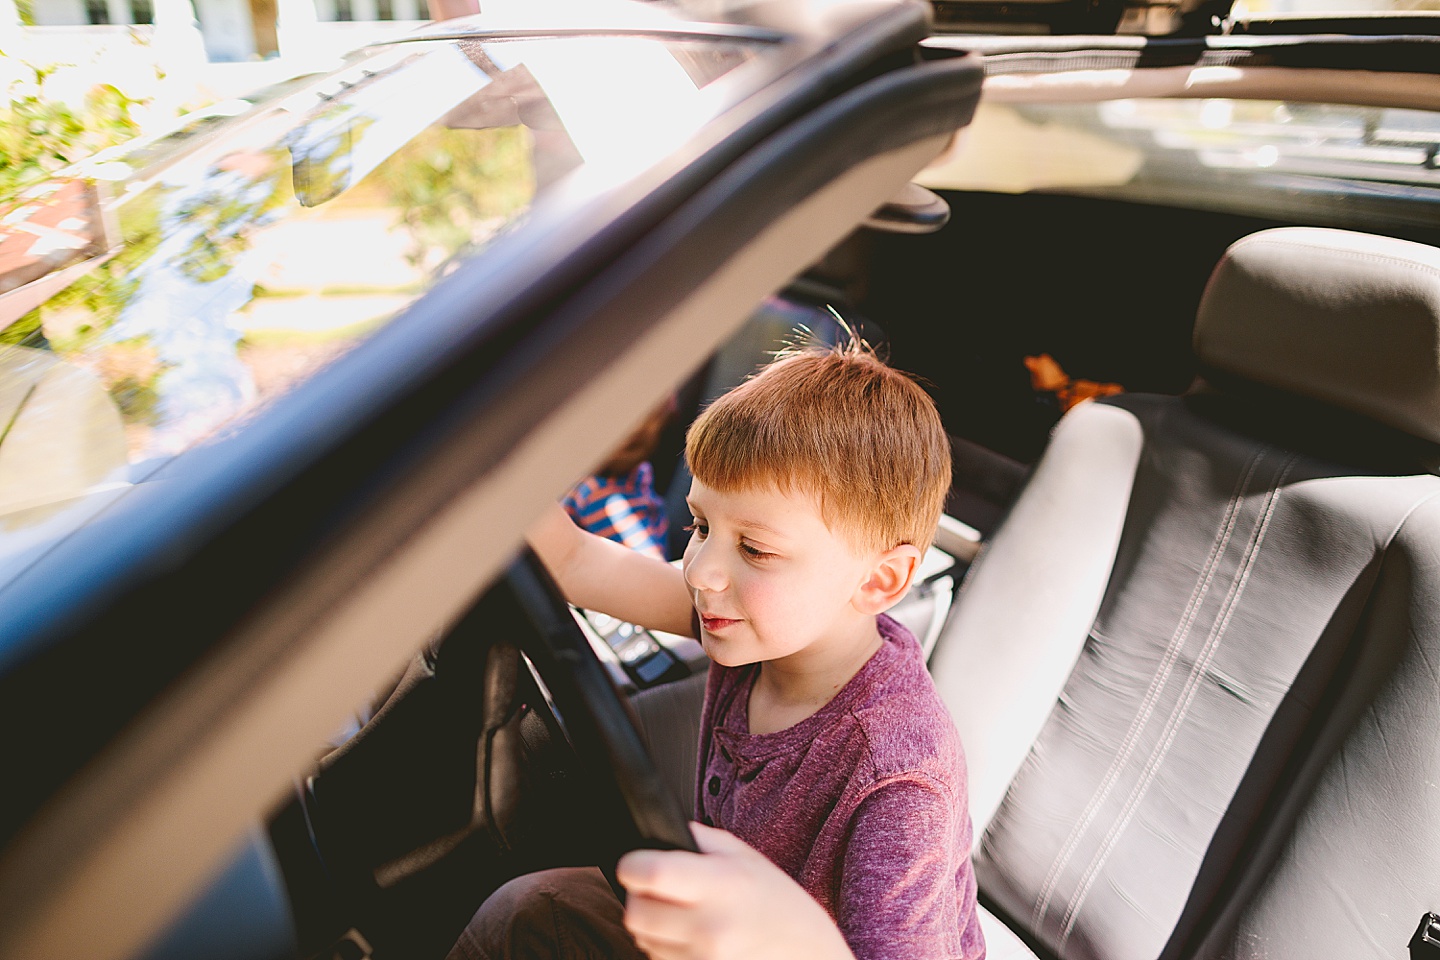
[685,338,951,553]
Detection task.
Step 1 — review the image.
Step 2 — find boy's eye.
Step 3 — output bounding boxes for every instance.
[740,541,774,560]
[684,520,709,539]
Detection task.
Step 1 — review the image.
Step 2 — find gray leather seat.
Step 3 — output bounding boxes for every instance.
[932,226,1440,960]
[633,226,1440,960]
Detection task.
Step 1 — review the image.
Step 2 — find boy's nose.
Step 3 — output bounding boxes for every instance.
[683,540,726,593]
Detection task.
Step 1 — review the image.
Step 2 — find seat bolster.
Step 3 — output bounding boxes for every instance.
[1191,490,1440,960]
[930,399,1143,836]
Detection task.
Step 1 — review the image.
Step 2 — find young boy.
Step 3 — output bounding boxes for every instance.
[449,340,985,960]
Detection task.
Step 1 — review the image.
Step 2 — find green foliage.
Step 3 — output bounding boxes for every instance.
[0,311,44,347]
[172,160,289,284]
[107,368,161,424]
[0,59,148,204]
[369,125,534,266]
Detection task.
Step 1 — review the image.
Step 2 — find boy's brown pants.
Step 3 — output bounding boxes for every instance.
[445,867,648,960]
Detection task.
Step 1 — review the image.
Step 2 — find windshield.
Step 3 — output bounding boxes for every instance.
[923,98,1440,230]
[0,32,766,587]
[929,0,1439,37]
[1234,0,1440,21]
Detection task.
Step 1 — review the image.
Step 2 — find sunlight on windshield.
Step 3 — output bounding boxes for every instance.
[0,33,764,585]
[925,98,1440,228]
[494,37,711,185]
[1233,0,1439,15]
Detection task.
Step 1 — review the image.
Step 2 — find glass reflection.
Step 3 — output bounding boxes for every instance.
[0,33,765,585]
[924,99,1440,227]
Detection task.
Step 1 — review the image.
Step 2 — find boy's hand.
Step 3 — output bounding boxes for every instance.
[617,823,856,960]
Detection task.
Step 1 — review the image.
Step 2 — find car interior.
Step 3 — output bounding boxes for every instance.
[4,7,1440,959]
[120,48,1438,954]
[261,214,1440,960]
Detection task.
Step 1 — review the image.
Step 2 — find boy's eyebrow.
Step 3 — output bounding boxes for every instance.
[734,518,784,537]
[684,500,786,539]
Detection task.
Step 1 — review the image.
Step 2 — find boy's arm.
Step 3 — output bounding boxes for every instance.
[527,502,695,638]
[618,823,856,960]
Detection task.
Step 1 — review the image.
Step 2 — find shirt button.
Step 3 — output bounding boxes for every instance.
[708,775,721,795]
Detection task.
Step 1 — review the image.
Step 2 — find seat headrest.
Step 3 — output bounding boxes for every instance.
[1194,227,1440,444]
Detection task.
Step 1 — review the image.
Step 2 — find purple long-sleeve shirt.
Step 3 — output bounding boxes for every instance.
[695,614,986,960]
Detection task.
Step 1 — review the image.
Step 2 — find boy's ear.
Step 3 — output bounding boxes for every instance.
[853,544,922,615]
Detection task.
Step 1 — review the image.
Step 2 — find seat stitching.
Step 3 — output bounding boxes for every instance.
[1029,447,1265,929]
[1029,448,1268,930]
[1058,453,1295,944]
[1056,454,1298,948]
[1223,234,1440,284]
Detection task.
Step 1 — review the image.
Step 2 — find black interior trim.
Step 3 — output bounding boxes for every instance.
[930,0,1128,37]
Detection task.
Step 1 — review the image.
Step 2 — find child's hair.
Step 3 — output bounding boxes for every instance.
[685,336,951,553]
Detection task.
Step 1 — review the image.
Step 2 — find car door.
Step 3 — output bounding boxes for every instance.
[0,4,983,958]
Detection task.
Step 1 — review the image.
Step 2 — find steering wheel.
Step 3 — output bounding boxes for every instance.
[276,550,696,958]
[502,548,699,861]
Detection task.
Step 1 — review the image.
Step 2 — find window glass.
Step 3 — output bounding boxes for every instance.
[0,34,766,583]
[1233,0,1440,17]
[924,99,1440,229]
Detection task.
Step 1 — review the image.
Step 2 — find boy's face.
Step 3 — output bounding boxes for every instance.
[681,479,888,669]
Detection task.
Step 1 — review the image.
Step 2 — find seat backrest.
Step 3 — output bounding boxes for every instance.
[930,227,1440,960]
